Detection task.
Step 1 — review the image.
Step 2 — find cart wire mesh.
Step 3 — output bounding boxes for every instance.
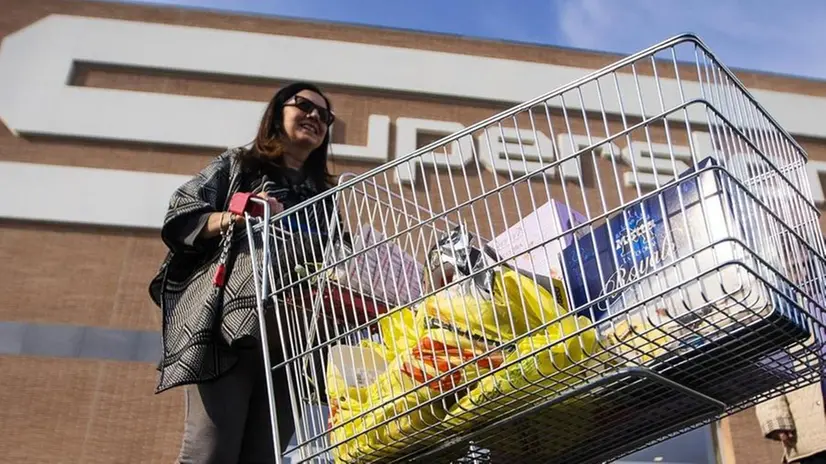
[244,33,826,464]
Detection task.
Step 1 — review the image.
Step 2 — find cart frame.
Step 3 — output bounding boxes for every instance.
[242,33,826,464]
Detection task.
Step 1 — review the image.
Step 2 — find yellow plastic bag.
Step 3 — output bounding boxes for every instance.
[398,326,504,393]
[491,267,569,333]
[355,358,450,457]
[438,268,602,431]
[326,289,506,463]
[376,306,419,362]
[327,363,450,462]
[325,341,387,463]
[326,337,450,463]
[401,289,505,392]
[443,314,599,430]
[398,267,576,404]
[421,267,572,344]
[419,285,504,341]
[327,267,599,461]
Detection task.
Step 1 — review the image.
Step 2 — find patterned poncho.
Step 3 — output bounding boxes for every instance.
[148,147,336,394]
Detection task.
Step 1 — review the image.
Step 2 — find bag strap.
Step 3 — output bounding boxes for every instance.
[212,215,237,288]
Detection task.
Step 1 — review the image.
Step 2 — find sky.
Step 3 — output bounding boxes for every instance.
[99,0,826,81]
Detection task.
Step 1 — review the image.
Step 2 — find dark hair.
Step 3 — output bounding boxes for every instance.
[240,81,335,190]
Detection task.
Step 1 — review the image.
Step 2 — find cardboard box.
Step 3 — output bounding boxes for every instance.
[489,199,586,281]
[560,156,810,355]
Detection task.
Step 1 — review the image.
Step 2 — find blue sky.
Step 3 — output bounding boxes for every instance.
[101,0,826,81]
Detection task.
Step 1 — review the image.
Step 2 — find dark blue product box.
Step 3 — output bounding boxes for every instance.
[560,156,810,356]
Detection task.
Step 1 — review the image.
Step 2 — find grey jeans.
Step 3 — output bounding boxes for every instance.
[176,347,295,464]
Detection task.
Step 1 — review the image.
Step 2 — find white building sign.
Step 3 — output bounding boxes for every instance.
[1,15,826,229]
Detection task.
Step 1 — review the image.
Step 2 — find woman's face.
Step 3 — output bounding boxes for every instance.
[281,90,332,157]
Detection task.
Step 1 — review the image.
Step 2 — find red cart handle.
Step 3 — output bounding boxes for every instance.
[228,192,266,217]
[213,192,267,288]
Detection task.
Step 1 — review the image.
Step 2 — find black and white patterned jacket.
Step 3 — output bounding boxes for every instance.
[148,147,336,394]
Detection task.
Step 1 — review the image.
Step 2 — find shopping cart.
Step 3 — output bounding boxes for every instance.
[240,34,826,464]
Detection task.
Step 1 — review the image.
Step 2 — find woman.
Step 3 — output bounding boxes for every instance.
[148,82,339,463]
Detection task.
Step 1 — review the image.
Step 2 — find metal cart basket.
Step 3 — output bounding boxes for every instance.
[242,34,826,464]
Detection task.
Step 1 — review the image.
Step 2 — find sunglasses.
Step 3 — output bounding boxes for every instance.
[286,95,336,126]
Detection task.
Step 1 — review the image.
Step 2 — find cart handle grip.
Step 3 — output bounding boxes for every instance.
[229,192,267,217]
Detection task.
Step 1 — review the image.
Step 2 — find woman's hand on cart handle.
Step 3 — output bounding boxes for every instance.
[256,192,284,215]
[200,212,245,239]
[198,194,282,239]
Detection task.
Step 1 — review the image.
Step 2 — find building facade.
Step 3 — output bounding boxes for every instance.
[1,0,825,462]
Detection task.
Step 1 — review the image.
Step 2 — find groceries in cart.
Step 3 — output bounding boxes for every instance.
[245,38,826,464]
[279,224,425,328]
[560,156,810,365]
[332,225,425,309]
[325,224,600,463]
[320,156,814,463]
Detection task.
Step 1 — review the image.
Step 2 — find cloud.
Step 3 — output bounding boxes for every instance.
[554,0,826,79]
